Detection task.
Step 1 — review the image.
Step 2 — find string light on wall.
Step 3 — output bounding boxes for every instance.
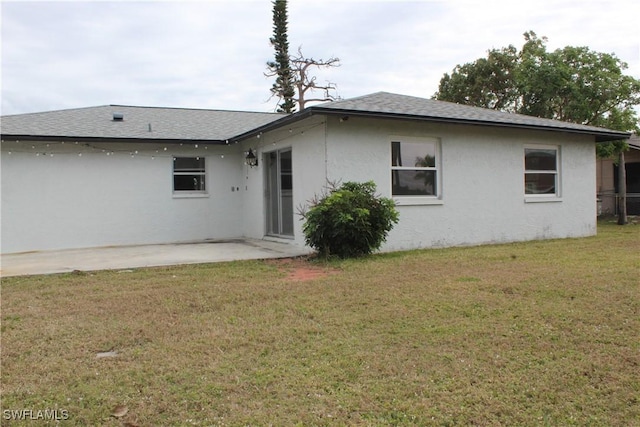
[2,120,326,161]
[1,140,226,158]
[227,121,325,147]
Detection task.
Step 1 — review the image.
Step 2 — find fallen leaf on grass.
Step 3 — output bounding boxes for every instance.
[111,405,128,418]
[96,350,118,358]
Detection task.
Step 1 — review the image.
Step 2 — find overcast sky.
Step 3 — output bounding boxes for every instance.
[1,0,639,116]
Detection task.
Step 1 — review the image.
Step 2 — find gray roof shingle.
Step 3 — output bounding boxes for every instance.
[1,105,285,143]
[307,92,630,142]
[1,92,630,143]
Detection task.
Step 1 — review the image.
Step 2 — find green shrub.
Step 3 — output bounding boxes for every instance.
[301,181,399,258]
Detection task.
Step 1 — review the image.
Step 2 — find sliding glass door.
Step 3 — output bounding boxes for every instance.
[265,149,293,237]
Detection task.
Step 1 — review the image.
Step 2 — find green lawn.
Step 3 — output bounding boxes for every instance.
[1,221,638,426]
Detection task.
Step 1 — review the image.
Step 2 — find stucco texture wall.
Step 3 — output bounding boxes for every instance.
[241,116,327,245]
[322,116,597,251]
[1,116,598,254]
[1,141,244,253]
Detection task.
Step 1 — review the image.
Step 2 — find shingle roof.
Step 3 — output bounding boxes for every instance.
[1,92,630,144]
[0,105,285,143]
[306,92,630,142]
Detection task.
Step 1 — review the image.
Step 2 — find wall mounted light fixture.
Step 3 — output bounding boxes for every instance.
[245,148,258,167]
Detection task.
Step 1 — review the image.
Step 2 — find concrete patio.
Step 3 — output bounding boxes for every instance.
[0,239,311,277]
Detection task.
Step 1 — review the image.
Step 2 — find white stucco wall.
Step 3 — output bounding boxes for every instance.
[1,115,597,254]
[238,114,596,253]
[241,116,327,246]
[322,116,597,251]
[1,140,245,253]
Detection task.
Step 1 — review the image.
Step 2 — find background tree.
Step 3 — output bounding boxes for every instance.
[435,45,519,111]
[266,1,340,112]
[267,0,296,113]
[290,46,341,110]
[434,31,640,224]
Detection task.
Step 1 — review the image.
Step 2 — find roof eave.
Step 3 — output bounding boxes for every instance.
[3,106,630,145]
[0,134,229,145]
[308,108,631,143]
[229,109,315,143]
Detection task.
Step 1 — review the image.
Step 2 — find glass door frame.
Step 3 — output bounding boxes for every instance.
[264,148,294,238]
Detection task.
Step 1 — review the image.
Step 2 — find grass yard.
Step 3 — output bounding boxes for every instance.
[1,221,639,426]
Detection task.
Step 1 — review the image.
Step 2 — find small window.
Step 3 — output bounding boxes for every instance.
[524,147,558,195]
[391,138,439,196]
[173,157,205,192]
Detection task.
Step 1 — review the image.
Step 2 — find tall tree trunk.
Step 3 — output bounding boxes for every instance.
[617,150,627,225]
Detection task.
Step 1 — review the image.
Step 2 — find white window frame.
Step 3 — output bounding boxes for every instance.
[524,145,562,202]
[172,156,207,197]
[391,136,443,206]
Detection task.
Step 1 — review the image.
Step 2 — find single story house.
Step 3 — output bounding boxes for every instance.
[1,92,630,255]
[596,135,640,215]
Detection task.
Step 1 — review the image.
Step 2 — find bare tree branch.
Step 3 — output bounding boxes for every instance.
[290,46,340,110]
[266,44,341,111]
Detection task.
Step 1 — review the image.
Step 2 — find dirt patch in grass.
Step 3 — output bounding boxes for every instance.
[267,256,339,282]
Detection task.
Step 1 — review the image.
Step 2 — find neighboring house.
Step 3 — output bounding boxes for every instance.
[1,92,630,254]
[596,135,640,215]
